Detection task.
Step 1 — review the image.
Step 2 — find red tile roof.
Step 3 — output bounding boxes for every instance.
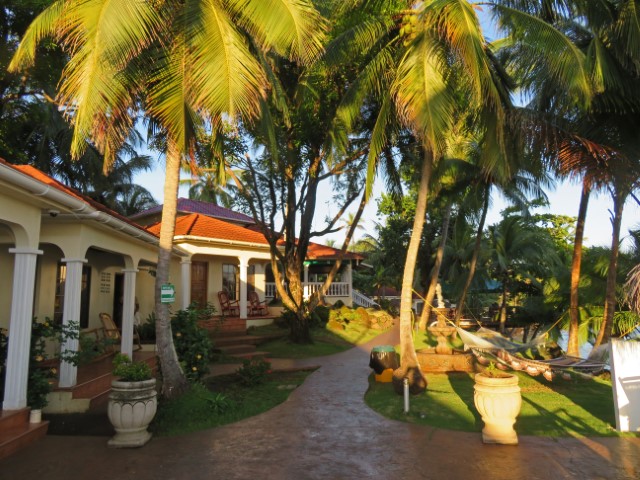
[148,213,269,245]
[306,242,364,261]
[0,159,154,237]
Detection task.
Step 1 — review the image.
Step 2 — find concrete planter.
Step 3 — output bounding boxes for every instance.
[107,378,157,448]
[473,372,521,445]
[29,409,42,423]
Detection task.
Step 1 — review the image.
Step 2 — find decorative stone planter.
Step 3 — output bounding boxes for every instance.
[473,372,521,445]
[107,378,157,448]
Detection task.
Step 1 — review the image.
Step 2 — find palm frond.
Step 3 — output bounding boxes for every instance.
[365,92,393,199]
[8,0,66,71]
[188,1,266,120]
[491,3,592,109]
[228,0,326,64]
[393,35,454,154]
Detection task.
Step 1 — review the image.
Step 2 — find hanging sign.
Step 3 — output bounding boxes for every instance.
[161,283,175,304]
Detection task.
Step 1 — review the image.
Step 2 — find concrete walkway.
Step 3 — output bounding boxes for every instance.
[2,326,639,479]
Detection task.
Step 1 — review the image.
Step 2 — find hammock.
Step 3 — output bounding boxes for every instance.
[455,326,547,353]
[454,325,608,381]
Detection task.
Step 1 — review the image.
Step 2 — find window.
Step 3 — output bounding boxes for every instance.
[222,264,238,300]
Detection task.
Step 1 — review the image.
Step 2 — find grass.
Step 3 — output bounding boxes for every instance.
[251,323,387,359]
[152,369,314,436]
[365,371,637,438]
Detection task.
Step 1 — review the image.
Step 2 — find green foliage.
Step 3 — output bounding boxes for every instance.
[112,353,152,382]
[138,313,156,342]
[171,305,215,382]
[28,318,59,409]
[236,358,272,386]
[57,321,116,366]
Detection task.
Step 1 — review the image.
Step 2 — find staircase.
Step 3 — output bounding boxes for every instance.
[352,289,379,308]
[199,317,284,360]
[0,408,49,460]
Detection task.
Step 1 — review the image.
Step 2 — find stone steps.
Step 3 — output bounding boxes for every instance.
[0,408,49,460]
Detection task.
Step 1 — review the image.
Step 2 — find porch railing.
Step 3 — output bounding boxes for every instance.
[352,289,379,308]
[265,282,351,298]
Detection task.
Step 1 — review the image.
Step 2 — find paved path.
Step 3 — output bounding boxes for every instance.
[2,326,639,479]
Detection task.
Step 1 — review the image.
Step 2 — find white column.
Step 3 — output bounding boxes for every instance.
[345,261,353,294]
[239,259,248,319]
[120,269,138,358]
[58,258,86,388]
[3,248,42,410]
[303,262,310,300]
[181,258,191,309]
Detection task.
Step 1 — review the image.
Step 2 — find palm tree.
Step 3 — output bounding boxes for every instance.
[492,0,640,352]
[11,0,325,398]
[331,1,513,392]
[487,215,558,333]
[180,169,235,207]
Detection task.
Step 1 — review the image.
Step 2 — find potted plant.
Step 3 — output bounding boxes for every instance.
[27,368,52,423]
[473,362,522,445]
[27,319,58,422]
[107,353,157,448]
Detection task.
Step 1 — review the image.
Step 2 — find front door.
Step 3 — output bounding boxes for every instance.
[191,261,208,309]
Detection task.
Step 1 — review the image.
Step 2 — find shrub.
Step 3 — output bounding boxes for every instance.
[171,305,215,382]
[112,353,152,381]
[138,313,157,342]
[28,318,59,409]
[236,357,271,386]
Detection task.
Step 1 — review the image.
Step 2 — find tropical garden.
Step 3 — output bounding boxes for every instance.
[3,0,640,408]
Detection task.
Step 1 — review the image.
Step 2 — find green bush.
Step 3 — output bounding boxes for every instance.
[138,313,157,342]
[28,318,59,408]
[171,305,215,382]
[112,353,152,381]
[236,357,271,386]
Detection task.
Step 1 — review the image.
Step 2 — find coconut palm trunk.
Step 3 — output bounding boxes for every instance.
[395,153,430,393]
[454,188,489,324]
[567,180,590,356]
[154,144,189,398]
[594,187,625,347]
[418,203,452,331]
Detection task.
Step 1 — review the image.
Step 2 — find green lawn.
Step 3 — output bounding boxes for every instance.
[365,371,636,438]
[152,369,314,436]
[252,324,387,359]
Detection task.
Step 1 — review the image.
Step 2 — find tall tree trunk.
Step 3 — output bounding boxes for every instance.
[418,203,452,331]
[499,277,509,334]
[395,153,431,394]
[154,143,189,399]
[594,188,625,347]
[567,180,590,356]
[454,188,489,324]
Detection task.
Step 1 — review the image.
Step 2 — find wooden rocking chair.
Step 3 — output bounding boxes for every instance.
[248,291,269,316]
[99,312,142,351]
[217,290,240,317]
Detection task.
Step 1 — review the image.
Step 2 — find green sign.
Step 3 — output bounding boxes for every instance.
[161,283,175,304]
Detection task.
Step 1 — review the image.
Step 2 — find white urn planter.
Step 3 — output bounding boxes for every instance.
[107,378,157,448]
[473,372,521,445]
[29,409,42,423]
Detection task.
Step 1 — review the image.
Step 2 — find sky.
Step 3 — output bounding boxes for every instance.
[133,5,639,252]
[134,159,640,251]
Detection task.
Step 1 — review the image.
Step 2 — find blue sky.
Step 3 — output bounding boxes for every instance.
[134,5,639,251]
[135,159,639,251]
